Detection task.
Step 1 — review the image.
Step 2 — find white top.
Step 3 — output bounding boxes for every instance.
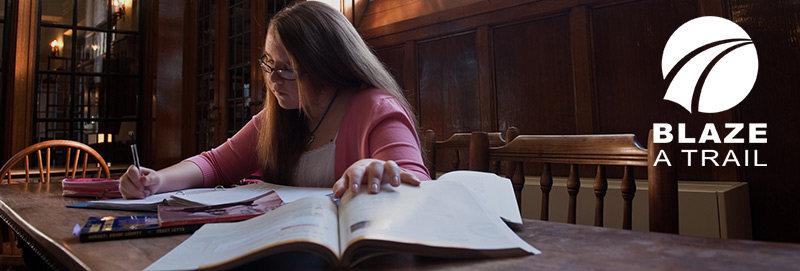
[293,139,336,187]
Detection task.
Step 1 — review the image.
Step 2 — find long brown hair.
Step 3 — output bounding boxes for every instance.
[256,1,419,184]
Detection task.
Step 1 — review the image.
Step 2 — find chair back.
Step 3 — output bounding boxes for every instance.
[422,127,518,175]
[469,130,678,233]
[0,140,111,184]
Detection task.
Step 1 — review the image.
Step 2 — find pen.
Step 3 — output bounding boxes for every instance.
[129,131,141,173]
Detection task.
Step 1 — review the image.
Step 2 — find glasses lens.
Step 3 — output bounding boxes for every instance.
[278,70,296,80]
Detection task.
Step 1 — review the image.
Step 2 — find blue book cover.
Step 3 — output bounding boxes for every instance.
[78,215,200,242]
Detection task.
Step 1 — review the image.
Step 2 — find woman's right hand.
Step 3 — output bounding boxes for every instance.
[119,165,163,199]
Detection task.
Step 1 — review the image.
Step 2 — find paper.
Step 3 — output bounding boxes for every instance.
[87,192,177,206]
[436,170,523,224]
[170,183,273,206]
[78,182,327,211]
[338,181,539,256]
[252,182,332,203]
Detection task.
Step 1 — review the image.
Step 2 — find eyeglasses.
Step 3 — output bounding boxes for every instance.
[258,54,296,81]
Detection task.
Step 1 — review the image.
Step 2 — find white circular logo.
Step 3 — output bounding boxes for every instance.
[662,16,758,113]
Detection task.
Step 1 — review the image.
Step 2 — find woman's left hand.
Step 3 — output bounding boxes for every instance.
[332,159,421,198]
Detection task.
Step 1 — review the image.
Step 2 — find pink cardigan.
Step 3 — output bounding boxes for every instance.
[186,87,431,187]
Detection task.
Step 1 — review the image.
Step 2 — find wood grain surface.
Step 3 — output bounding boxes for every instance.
[0,182,797,270]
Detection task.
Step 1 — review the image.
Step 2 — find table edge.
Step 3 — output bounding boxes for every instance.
[0,197,91,271]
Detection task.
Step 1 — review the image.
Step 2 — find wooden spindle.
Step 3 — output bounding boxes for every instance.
[452,149,462,170]
[71,149,81,179]
[82,153,89,178]
[491,160,501,174]
[65,148,72,178]
[509,161,525,210]
[25,156,30,183]
[46,148,51,182]
[593,165,608,227]
[567,164,580,224]
[621,165,636,230]
[540,163,553,221]
[37,150,45,182]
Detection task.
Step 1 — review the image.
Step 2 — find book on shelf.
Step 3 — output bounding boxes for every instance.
[157,191,286,227]
[144,171,539,270]
[77,215,202,243]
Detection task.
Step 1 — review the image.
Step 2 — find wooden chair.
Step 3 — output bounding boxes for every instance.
[0,140,111,184]
[422,127,518,176]
[0,140,111,269]
[469,130,678,234]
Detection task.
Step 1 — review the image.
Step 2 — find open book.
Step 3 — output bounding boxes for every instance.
[145,172,539,270]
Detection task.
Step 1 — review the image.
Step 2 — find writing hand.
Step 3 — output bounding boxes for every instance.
[332,159,421,198]
[119,165,164,199]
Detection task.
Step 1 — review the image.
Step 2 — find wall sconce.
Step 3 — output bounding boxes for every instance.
[91,44,99,51]
[112,0,126,21]
[50,39,61,56]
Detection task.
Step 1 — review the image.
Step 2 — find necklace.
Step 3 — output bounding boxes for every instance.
[308,89,340,145]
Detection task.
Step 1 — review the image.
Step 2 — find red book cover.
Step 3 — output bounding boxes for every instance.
[158,191,285,227]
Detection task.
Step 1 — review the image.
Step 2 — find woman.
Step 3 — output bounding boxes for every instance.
[120,2,430,199]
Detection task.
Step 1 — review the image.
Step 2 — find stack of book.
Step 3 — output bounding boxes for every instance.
[76,182,330,242]
[77,191,285,242]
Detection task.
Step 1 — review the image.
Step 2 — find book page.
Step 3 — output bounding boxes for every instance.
[251,182,332,203]
[437,170,523,224]
[337,181,539,260]
[85,188,217,208]
[145,196,340,271]
[170,182,274,206]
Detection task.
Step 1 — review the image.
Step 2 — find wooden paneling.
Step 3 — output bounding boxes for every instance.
[144,1,186,169]
[376,45,406,86]
[493,14,575,135]
[376,45,416,111]
[3,0,37,160]
[592,0,699,139]
[417,33,481,172]
[417,32,481,138]
[570,6,596,134]
[732,0,800,243]
[181,0,198,159]
[361,0,800,242]
[361,0,483,31]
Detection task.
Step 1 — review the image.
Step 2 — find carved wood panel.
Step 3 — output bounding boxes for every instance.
[493,14,575,135]
[417,32,481,138]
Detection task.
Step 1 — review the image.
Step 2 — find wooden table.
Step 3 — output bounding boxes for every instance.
[1,182,798,270]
